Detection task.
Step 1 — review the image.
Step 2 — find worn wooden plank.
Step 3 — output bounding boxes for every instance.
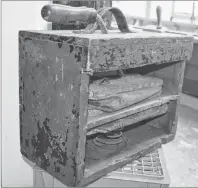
[87,93,179,130]
[19,30,193,73]
[88,86,162,114]
[88,34,193,72]
[89,74,163,100]
[87,104,168,135]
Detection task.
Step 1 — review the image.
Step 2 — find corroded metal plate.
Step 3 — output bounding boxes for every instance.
[19,35,86,186]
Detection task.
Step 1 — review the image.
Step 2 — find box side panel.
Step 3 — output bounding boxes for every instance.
[89,37,193,72]
[19,35,85,186]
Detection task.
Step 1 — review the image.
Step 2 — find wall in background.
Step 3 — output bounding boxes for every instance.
[113,1,198,23]
[173,1,195,14]
[2,1,51,187]
[149,1,173,21]
[112,1,174,21]
[112,1,147,18]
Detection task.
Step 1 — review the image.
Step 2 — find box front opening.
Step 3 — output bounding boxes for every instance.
[84,61,180,178]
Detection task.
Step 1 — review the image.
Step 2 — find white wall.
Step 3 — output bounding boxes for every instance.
[113,1,146,18]
[150,1,196,22]
[2,1,51,187]
[113,1,197,22]
[149,1,173,21]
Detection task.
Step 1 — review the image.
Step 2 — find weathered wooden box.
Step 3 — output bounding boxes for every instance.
[19,30,193,187]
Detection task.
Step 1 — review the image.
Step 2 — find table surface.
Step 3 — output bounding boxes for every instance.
[19,29,193,40]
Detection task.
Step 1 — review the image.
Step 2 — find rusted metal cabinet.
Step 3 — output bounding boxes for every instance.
[19,5,193,186]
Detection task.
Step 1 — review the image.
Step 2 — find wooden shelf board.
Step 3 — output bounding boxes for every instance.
[87,93,178,130]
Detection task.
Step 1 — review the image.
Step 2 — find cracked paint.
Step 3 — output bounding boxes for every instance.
[19,35,85,186]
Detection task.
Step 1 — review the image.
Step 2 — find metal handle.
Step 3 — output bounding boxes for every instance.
[41,4,137,34]
[156,5,162,29]
[74,7,136,34]
[41,4,97,24]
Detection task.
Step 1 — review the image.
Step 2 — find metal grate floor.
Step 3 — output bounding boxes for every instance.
[109,149,164,180]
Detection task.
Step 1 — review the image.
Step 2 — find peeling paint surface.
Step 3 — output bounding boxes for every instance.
[19,36,84,186]
[19,31,193,73]
[89,37,193,72]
